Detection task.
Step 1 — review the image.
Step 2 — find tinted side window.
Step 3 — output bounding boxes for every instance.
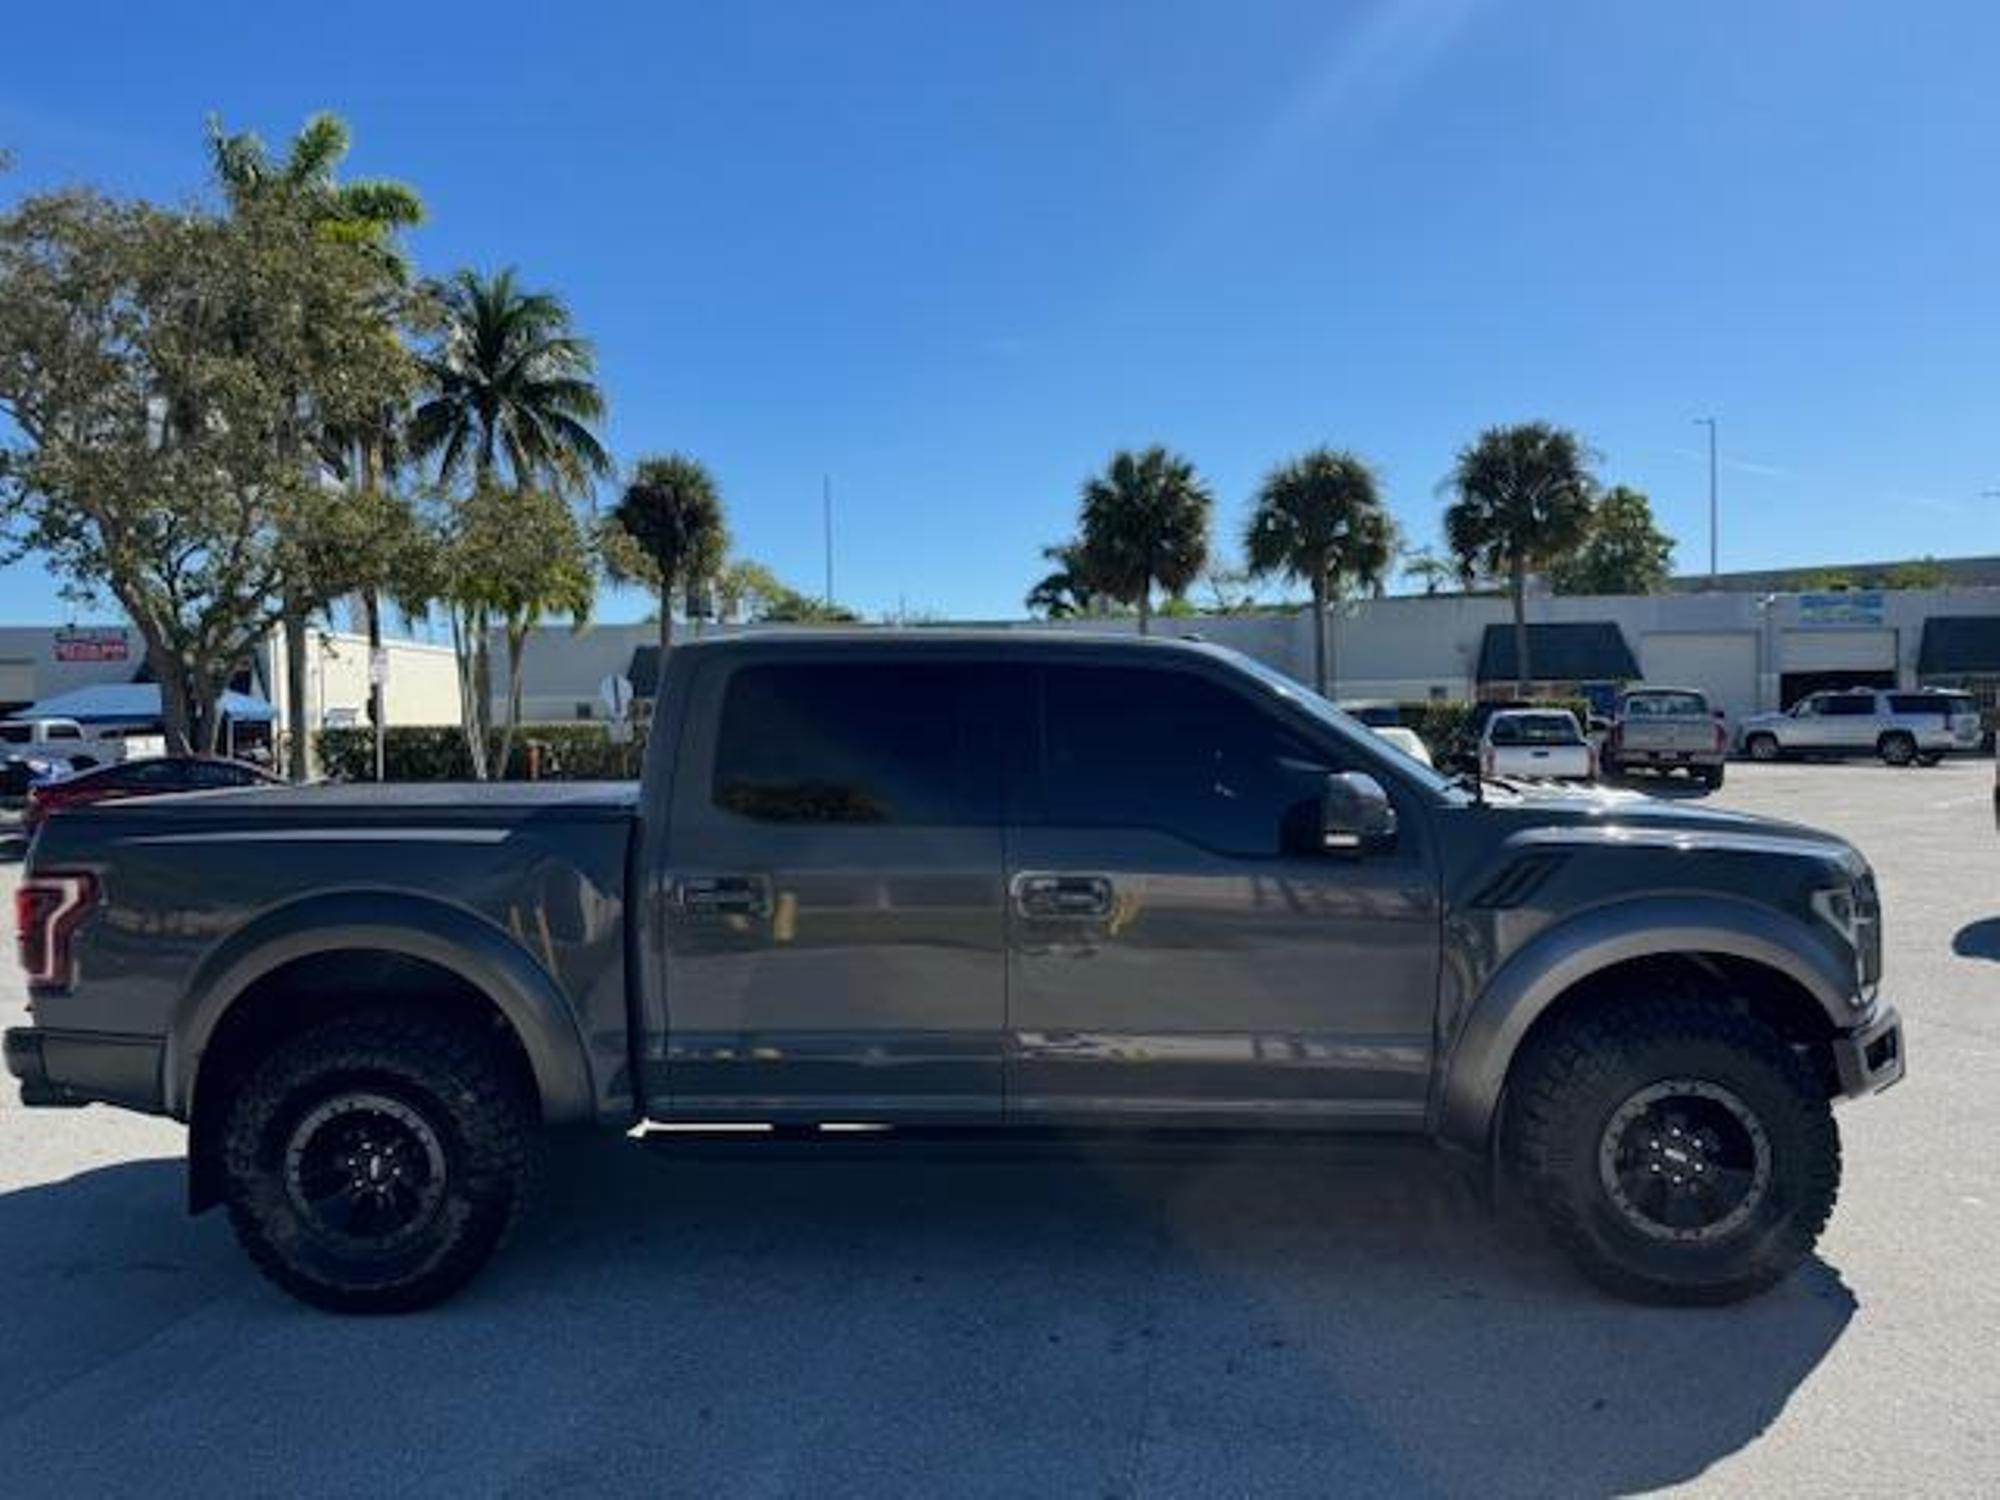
[1039,665,1335,857]
[46,723,81,740]
[712,663,997,826]
[1823,694,1875,717]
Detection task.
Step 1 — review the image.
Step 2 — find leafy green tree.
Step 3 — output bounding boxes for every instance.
[1244,448,1397,696]
[208,110,424,778]
[1549,485,1675,596]
[605,454,730,652]
[409,268,611,491]
[1443,422,1598,693]
[1880,556,1946,590]
[1077,446,1212,634]
[0,189,414,754]
[429,479,595,779]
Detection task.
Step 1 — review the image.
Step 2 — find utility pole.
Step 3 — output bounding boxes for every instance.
[1694,416,1719,583]
[822,474,834,607]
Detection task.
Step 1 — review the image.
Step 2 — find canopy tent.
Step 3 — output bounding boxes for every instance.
[1476,622,1640,685]
[1917,616,2000,676]
[14,683,275,726]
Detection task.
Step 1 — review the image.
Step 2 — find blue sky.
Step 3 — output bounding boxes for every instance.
[2,0,1995,626]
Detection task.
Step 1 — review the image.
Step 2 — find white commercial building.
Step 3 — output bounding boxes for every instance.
[490,584,2000,730]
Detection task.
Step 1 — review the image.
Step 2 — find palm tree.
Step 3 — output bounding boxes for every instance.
[409,267,612,491]
[1077,447,1212,634]
[1024,540,1103,619]
[1400,545,1458,597]
[607,454,730,653]
[1442,422,1598,694]
[1244,448,1397,697]
[207,111,422,251]
[208,111,424,782]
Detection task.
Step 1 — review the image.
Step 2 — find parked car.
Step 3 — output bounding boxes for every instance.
[0,753,77,800]
[1479,708,1596,782]
[0,717,101,771]
[1369,724,1434,767]
[8,633,1902,1311]
[1738,688,1981,766]
[23,754,279,831]
[1604,687,1730,790]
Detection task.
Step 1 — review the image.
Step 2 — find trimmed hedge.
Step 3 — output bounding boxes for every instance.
[316,723,646,782]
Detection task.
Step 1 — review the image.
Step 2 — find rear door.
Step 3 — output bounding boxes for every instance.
[1004,658,1441,1125]
[656,652,1011,1121]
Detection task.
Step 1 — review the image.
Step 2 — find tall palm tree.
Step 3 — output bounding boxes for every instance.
[1244,448,1397,697]
[607,454,730,653]
[1400,545,1458,597]
[409,267,612,491]
[1077,447,1212,635]
[208,111,424,782]
[1443,422,1598,694]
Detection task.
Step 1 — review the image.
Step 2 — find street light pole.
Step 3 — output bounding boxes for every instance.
[1694,417,1719,582]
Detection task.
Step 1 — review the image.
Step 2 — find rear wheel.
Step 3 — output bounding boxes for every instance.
[220,1010,537,1313]
[1699,764,1726,791]
[1745,733,1780,763]
[1506,998,1838,1304]
[1878,732,1917,767]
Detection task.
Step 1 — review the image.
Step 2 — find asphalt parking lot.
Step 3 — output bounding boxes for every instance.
[1,761,1996,1498]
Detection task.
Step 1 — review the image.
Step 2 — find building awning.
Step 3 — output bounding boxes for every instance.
[1476,622,1639,684]
[16,683,274,725]
[626,646,662,700]
[1918,616,2000,675]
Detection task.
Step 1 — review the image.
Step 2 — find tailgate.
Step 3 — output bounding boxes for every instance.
[1621,717,1715,753]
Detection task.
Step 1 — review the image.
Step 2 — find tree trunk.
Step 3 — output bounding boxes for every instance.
[658,591,673,656]
[1309,573,1329,697]
[497,620,528,780]
[365,589,385,780]
[148,639,196,757]
[449,607,490,781]
[1136,585,1151,637]
[1511,560,1531,696]
[282,602,311,782]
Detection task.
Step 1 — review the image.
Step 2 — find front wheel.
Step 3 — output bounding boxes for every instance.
[1506,998,1839,1304]
[221,1010,537,1313]
[1745,733,1780,763]
[1878,732,1917,767]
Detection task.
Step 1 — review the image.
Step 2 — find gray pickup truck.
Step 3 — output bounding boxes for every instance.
[7,633,1904,1312]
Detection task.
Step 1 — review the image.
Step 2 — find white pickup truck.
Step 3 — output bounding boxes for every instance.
[0,717,163,771]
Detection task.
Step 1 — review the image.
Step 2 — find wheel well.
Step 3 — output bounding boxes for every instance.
[1508,951,1840,1102]
[186,950,540,1213]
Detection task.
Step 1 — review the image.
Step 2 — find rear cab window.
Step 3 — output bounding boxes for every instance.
[1621,691,1706,718]
[1488,712,1583,746]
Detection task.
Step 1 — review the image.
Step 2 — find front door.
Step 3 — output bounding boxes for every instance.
[657,653,1009,1121]
[1005,660,1442,1126]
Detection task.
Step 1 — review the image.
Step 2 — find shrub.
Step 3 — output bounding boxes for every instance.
[316,723,646,782]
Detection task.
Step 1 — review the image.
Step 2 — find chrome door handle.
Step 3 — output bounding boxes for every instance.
[1014,873,1114,919]
[673,874,771,917]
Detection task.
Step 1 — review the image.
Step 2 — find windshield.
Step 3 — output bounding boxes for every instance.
[1622,692,1707,717]
[1490,712,1583,746]
[1221,647,1459,796]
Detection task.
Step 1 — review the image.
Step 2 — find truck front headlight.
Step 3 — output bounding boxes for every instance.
[1812,879,1881,1006]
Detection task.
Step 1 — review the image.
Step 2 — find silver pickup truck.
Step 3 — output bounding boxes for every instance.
[1603,687,1730,789]
[7,633,1904,1312]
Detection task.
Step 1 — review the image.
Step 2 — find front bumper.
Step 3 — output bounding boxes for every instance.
[1829,1003,1904,1099]
[5,1026,165,1112]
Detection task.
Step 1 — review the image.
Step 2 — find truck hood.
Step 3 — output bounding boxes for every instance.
[1479,781,1862,867]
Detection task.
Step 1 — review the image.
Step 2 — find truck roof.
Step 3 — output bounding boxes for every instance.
[666,628,1231,660]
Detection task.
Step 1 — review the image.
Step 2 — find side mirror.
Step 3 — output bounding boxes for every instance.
[1320,771,1397,855]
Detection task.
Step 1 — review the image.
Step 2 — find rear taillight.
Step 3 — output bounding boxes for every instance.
[1714,720,1729,753]
[1480,746,1496,777]
[14,872,97,988]
[1588,747,1600,779]
[1609,723,1624,751]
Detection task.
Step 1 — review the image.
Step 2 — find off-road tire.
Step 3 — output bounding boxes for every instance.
[1878,732,1917,767]
[1506,998,1839,1305]
[221,1009,537,1313]
[1745,733,1780,763]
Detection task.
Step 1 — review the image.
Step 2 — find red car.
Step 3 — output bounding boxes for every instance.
[24,755,280,831]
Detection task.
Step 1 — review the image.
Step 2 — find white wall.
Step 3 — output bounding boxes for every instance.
[0,625,151,711]
[263,627,463,729]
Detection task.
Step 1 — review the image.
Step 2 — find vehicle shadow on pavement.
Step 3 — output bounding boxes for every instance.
[1950,918,2000,961]
[0,1139,1855,1500]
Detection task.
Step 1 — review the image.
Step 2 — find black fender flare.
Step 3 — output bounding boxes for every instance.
[1433,895,1856,1154]
[165,889,596,1126]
